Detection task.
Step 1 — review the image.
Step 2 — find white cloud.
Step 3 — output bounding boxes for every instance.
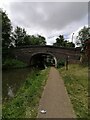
[0,1,88,45]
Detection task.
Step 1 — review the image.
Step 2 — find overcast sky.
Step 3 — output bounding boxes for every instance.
[0,0,89,45]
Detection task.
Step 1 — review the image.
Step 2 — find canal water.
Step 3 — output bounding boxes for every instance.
[2,68,32,103]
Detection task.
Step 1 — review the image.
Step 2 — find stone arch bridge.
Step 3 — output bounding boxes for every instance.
[13,45,81,68]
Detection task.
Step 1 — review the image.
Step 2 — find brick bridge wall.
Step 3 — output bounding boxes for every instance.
[13,45,81,65]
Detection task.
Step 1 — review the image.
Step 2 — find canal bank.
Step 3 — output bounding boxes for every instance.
[2,67,32,103]
[2,67,50,118]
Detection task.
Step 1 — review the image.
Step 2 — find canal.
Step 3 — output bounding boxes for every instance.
[2,68,32,103]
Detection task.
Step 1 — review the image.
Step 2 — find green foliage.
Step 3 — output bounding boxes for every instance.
[59,64,88,118]
[53,35,64,46]
[57,59,65,68]
[1,9,13,62]
[37,34,46,45]
[29,35,46,45]
[76,26,90,64]
[66,42,75,48]
[12,26,27,46]
[1,8,46,48]
[77,26,90,48]
[1,9,12,48]
[2,58,27,69]
[12,26,46,46]
[53,35,75,48]
[2,68,50,118]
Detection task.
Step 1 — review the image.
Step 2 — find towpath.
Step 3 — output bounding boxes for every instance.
[37,67,76,118]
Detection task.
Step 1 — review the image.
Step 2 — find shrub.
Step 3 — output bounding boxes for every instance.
[57,59,65,68]
[2,59,27,69]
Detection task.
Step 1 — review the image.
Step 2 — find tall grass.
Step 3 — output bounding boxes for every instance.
[59,64,88,119]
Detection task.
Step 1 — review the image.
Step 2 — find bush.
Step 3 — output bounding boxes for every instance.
[57,59,65,68]
[2,59,27,69]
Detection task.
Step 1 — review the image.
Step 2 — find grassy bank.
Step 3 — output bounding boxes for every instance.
[2,68,50,118]
[2,58,28,69]
[59,64,88,119]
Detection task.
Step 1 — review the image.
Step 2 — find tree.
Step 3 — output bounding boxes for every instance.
[28,35,46,45]
[53,35,65,46]
[37,35,46,45]
[53,35,75,48]
[1,9,12,48]
[76,26,90,64]
[66,42,75,48]
[23,35,32,45]
[12,27,46,46]
[77,26,90,49]
[12,26,27,46]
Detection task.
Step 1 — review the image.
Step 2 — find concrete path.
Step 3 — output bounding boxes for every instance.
[37,67,76,118]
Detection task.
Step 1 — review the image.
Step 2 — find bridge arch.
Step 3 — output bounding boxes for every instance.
[30,52,57,68]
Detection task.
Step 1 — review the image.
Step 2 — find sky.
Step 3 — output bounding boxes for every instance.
[0,0,89,46]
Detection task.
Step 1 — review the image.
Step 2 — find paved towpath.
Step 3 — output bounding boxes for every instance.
[37,67,76,118]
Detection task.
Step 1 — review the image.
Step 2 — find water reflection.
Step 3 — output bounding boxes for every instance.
[2,68,31,103]
[7,85,14,98]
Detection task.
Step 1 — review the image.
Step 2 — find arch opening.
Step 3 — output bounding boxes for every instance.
[30,52,57,69]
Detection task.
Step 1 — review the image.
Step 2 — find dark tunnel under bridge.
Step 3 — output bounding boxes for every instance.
[30,52,57,69]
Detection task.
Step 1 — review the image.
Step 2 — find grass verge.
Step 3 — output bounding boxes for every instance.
[2,68,50,118]
[58,64,88,119]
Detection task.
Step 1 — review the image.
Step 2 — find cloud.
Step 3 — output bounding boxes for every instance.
[9,2,88,30]
[0,1,88,45]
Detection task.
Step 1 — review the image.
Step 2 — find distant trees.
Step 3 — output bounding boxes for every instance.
[26,35,46,46]
[12,26,28,46]
[12,26,46,47]
[53,35,64,46]
[37,35,46,45]
[1,9,46,65]
[1,9,46,48]
[53,35,75,48]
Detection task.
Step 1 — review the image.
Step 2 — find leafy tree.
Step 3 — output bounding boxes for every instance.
[76,26,90,64]
[28,35,46,45]
[30,35,39,45]
[76,26,90,49]
[66,42,75,48]
[53,35,75,48]
[53,35,65,46]
[12,27,46,46]
[37,34,46,45]
[1,9,12,48]
[23,35,32,45]
[12,26,27,46]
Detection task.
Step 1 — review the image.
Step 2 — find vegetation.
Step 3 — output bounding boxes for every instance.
[1,10,12,49]
[2,68,50,118]
[12,26,46,47]
[2,58,28,69]
[76,26,90,49]
[58,64,88,119]
[57,58,65,68]
[1,9,46,67]
[1,9,46,48]
[76,26,90,64]
[53,35,75,48]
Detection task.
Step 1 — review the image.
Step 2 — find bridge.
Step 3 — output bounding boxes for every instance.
[13,45,81,68]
